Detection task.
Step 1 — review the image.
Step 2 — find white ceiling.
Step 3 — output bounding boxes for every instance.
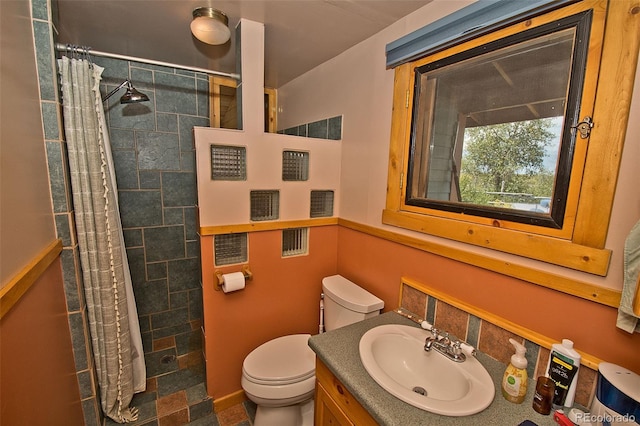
[55,0,432,88]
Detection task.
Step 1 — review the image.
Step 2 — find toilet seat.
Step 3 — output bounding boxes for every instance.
[243,334,315,386]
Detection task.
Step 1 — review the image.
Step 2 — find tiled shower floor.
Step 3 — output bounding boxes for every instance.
[104,352,256,426]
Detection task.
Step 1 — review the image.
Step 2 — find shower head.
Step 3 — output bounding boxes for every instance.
[120,81,149,103]
[102,79,149,104]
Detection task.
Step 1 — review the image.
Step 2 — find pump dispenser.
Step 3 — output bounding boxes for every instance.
[502,338,528,404]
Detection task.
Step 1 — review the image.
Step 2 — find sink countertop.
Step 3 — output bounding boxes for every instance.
[308,311,558,426]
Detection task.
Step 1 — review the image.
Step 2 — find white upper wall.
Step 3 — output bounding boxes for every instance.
[276,0,640,292]
[195,19,341,226]
[277,0,474,227]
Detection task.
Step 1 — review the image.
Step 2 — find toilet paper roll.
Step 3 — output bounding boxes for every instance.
[221,272,246,293]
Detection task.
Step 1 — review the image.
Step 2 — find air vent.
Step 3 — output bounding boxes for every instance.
[310,190,334,218]
[210,145,246,181]
[282,228,308,257]
[214,233,248,266]
[250,190,279,221]
[282,150,309,181]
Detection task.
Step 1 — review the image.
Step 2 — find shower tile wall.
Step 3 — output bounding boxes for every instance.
[34,0,208,418]
[279,115,343,140]
[93,55,208,375]
[33,0,103,423]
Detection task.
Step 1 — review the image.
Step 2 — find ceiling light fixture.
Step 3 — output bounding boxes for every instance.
[190,7,231,45]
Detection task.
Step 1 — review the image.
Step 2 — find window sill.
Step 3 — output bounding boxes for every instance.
[382,208,611,276]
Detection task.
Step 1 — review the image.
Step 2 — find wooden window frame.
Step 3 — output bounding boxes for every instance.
[209,76,277,133]
[383,0,640,277]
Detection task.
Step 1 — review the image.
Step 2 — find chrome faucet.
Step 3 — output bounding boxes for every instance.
[424,328,466,363]
[423,327,440,351]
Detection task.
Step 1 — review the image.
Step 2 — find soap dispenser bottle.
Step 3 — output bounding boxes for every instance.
[502,338,528,404]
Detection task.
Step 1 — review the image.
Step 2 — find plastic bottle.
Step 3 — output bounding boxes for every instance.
[546,339,581,409]
[502,338,528,403]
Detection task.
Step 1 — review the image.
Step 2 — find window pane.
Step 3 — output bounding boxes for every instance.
[406,18,588,228]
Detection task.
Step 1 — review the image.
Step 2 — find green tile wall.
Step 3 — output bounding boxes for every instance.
[35,0,209,422]
[33,0,103,423]
[92,55,208,376]
[280,115,343,140]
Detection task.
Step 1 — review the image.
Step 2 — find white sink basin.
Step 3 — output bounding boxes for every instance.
[359,324,495,416]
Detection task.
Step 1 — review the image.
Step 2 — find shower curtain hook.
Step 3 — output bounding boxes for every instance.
[84,45,94,67]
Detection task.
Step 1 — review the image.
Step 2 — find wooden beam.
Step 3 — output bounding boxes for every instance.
[0,239,63,319]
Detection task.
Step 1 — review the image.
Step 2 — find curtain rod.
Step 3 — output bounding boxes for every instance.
[55,43,240,80]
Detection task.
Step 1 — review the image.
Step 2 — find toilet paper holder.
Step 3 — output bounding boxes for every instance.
[214,264,253,291]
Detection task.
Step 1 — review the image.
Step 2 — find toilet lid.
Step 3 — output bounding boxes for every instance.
[243,334,315,385]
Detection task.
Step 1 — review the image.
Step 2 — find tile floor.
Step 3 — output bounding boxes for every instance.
[104,351,256,426]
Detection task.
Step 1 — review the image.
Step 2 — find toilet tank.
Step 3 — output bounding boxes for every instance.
[322,275,384,332]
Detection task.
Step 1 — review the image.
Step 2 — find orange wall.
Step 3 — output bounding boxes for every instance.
[336,226,640,374]
[0,0,57,288]
[201,223,639,398]
[0,0,81,419]
[201,226,338,398]
[0,259,83,425]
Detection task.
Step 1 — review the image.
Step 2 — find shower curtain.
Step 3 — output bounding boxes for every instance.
[58,56,145,423]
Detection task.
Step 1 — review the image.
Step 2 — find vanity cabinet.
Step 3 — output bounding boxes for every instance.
[315,359,378,426]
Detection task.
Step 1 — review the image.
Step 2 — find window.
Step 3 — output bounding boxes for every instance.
[214,233,248,266]
[282,228,308,257]
[384,0,639,276]
[210,145,246,181]
[209,76,277,132]
[310,190,335,218]
[282,150,309,181]
[407,13,591,229]
[250,190,280,221]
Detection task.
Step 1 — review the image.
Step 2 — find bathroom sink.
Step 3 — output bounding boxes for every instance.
[359,324,495,416]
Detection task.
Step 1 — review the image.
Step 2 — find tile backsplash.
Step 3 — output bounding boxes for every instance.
[399,281,597,409]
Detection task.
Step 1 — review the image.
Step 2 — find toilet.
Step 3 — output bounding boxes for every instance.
[241,274,384,426]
